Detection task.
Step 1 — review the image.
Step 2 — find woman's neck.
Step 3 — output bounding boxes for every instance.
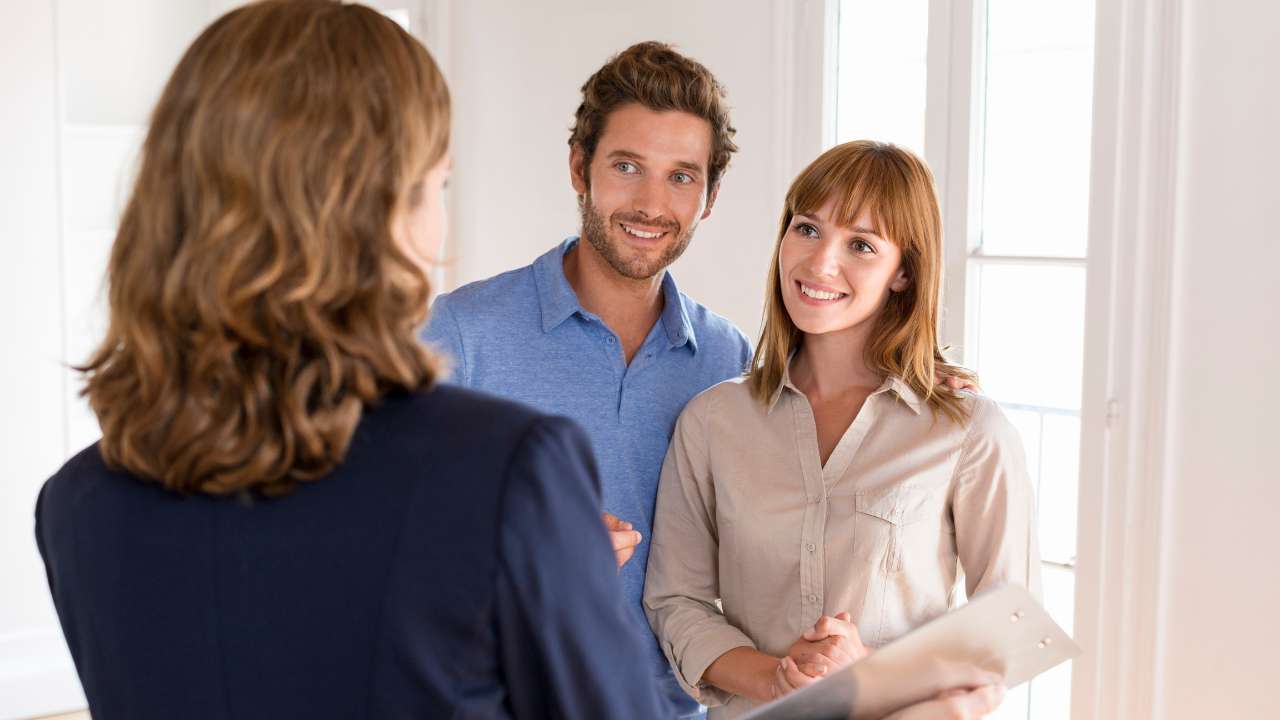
[790,325,883,400]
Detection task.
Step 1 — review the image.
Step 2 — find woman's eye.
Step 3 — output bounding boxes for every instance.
[795,223,819,238]
[851,239,875,254]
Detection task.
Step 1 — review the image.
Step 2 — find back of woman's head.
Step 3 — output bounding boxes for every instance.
[83,0,451,495]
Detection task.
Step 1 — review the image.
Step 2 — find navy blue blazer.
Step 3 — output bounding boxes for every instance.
[36,385,671,719]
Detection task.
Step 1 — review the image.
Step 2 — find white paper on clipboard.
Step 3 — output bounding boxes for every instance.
[741,584,1080,720]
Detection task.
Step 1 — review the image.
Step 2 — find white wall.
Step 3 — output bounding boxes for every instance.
[0,4,81,717]
[442,0,825,335]
[0,2,251,717]
[1156,2,1280,716]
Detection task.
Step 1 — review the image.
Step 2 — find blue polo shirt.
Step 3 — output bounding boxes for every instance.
[421,238,751,711]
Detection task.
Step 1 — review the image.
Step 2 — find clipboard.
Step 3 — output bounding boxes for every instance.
[741,584,1080,720]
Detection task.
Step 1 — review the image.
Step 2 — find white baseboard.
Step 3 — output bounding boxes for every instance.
[0,628,85,720]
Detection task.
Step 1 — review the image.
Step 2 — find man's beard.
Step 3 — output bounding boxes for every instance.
[579,192,694,280]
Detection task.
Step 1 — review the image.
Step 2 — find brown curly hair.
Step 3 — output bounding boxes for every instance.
[80,0,450,495]
[569,41,738,196]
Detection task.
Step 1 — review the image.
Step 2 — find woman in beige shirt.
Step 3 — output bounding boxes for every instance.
[644,141,1041,718]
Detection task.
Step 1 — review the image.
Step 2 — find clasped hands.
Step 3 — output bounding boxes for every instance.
[770,614,1006,719]
[771,612,868,699]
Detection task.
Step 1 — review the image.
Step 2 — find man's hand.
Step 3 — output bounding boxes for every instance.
[884,684,1006,719]
[602,512,642,569]
[788,612,871,676]
[935,371,978,392]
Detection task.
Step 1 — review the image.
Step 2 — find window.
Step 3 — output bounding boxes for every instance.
[836,1,1096,717]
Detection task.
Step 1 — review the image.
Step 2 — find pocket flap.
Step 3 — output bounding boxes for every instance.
[855,486,938,525]
[855,487,901,523]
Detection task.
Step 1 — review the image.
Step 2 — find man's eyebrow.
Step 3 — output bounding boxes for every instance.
[606,149,705,173]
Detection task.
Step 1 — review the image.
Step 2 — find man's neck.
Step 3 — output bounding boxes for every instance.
[563,241,665,361]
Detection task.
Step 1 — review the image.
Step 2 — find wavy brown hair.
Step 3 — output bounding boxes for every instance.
[748,141,976,423]
[80,0,450,495]
[569,41,738,196]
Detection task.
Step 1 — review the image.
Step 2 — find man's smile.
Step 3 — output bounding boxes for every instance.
[619,222,668,240]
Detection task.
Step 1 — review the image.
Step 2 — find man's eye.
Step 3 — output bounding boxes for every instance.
[672,172,693,184]
[616,161,638,174]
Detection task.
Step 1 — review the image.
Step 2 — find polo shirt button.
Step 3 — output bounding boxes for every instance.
[808,594,818,603]
[806,543,816,552]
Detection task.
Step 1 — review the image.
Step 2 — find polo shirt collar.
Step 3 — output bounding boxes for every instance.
[533,238,585,333]
[532,237,698,353]
[658,270,697,352]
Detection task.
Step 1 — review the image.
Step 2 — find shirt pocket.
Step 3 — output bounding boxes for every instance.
[855,486,943,574]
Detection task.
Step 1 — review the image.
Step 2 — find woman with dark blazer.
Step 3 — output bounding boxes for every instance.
[34,2,667,718]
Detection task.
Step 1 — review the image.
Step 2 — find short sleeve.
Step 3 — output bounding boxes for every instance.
[419,293,469,385]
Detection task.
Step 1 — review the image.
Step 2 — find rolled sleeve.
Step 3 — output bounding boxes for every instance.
[644,394,756,706]
[951,397,1044,600]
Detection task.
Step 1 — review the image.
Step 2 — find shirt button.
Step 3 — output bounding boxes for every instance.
[806,543,816,552]
[606,336,615,344]
[808,594,818,603]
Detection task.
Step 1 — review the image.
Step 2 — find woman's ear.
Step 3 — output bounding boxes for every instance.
[890,265,911,293]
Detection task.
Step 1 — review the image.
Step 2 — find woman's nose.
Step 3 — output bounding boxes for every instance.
[805,239,843,278]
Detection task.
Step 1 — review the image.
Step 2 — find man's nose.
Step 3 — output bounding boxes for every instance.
[630,174,669,220]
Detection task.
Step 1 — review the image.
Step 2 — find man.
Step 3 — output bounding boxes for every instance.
[422,41,746,717]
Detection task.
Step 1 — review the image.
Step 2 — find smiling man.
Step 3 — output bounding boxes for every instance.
[421,42,750,717]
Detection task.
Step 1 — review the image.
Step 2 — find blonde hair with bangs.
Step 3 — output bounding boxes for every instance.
[747,140,976,423]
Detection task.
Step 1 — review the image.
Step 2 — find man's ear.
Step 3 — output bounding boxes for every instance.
[700,181,721,220]
[890,265,911,293]
[569,144,589,195]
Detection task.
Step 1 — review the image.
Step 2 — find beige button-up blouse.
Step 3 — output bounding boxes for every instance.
[643,370,1041,718]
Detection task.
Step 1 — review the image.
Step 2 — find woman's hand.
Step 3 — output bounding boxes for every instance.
[884,684,1006,720]
[787,612,871,674]
[769,656,826,699]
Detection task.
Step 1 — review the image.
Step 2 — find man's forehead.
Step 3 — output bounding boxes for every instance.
[594,104,713,169]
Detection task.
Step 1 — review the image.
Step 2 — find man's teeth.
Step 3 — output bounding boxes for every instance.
[622,224,664,239]
[800,284,846,301]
